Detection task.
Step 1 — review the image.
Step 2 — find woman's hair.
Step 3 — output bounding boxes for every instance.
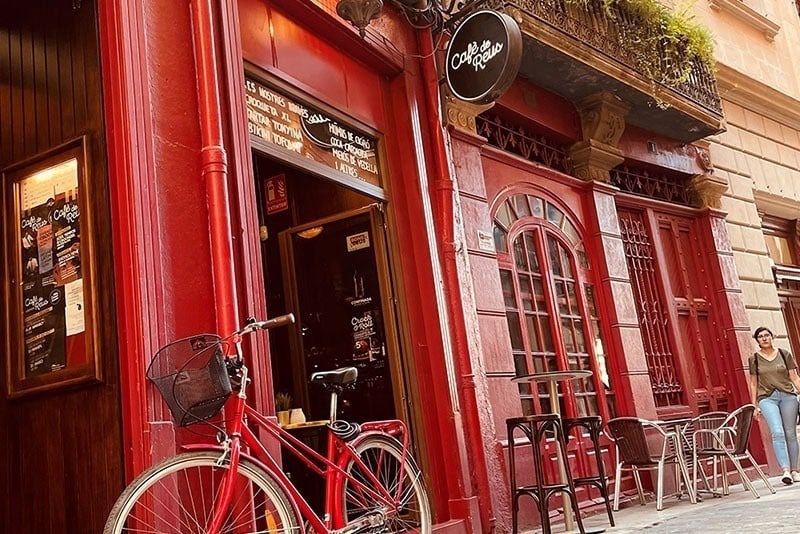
[753,326,774,340]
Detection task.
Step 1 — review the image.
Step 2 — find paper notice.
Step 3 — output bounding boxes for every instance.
[20,158,78,211]
[65,279,85,336]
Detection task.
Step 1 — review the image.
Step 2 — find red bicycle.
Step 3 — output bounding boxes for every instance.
[104,315,431,533]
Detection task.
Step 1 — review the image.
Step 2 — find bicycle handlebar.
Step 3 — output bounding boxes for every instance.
[237,313,296,335]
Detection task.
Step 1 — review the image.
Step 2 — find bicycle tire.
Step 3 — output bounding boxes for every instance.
[341,435,432,533]
[104,450,300,534]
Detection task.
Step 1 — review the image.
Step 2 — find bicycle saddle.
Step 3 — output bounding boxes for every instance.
[310,367,358,392]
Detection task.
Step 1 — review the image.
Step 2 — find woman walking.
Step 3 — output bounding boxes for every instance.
[749,326,800,485]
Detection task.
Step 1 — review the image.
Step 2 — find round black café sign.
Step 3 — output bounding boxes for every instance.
[445,10,523,105]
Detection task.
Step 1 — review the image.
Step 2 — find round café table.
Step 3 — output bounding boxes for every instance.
[512,370,594,533]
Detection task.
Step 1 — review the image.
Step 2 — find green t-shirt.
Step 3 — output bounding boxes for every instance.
[749,349,797,402]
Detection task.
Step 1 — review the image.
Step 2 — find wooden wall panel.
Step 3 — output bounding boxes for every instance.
[0,1,123,532]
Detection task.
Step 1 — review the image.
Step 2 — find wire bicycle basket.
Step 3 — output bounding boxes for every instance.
[147,334,232,427]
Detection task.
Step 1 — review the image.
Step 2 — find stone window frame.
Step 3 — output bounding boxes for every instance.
[709,0,780,41]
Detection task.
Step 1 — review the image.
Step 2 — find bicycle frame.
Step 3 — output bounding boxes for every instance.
[204,364,413,534]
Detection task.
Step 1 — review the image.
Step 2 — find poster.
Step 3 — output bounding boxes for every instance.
[349,269,385,364]
[18,158,82,377]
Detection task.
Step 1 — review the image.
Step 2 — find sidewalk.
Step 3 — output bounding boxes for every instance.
[528,475,800,533]
[589,476,798,533]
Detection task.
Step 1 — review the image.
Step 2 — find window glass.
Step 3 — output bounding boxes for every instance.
[529,196,544,219]
[511,194,531,218]
[495,199,616,419]
[496,201,513,229]
[765,234,795,266]
[493,224,508,253]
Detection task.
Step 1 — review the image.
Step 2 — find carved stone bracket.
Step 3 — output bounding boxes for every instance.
[569,139,625,182]
[576,92,630,146]
[569,92,630,182]
[444,88,495,134]
[687,172,729,209]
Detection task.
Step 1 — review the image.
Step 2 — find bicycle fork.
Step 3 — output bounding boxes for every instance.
[207,364,249,534]
[207,436,242,534]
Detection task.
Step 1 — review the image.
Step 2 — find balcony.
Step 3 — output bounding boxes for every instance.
[501,0,724,142]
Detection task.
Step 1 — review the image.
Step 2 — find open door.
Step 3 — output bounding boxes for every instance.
[279,204,405,424]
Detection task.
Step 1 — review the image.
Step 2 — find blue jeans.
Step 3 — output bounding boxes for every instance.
[759,390,799,470]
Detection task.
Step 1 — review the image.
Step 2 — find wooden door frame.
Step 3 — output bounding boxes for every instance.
[277,204,411,425]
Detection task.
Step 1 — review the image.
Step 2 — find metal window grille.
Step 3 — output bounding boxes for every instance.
[618,210,685,407]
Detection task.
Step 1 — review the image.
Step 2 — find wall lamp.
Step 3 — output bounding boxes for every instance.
[336,0,490,36]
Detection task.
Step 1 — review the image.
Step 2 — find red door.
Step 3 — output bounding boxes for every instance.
[619,207,733,416]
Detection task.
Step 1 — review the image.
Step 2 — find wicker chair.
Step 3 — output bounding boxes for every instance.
[604,417,691,511]
[679,411,729,495]
[690,404,775,499]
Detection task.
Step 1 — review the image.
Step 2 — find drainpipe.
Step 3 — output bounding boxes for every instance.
[191,0,239,335]
[418,30,495,533]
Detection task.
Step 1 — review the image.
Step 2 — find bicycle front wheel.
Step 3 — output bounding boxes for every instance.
[104,451,300,534]
[342,435,432,533]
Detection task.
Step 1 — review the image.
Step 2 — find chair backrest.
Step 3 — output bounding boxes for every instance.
[721,404,756,455]
[605,417,652,465]
[684,411,729,452]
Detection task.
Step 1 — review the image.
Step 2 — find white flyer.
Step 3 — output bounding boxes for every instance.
[65,279,85,336]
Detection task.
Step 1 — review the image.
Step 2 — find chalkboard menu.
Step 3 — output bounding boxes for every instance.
[4,137,99,397]
[245,77,381,187]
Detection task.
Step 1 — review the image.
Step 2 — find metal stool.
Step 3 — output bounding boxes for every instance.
[563,416,615,526]
[507,414,586,534]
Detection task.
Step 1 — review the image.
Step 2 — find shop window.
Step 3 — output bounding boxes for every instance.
[494,193,616,419]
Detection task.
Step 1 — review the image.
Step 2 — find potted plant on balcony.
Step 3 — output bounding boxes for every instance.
[566,0,715,105]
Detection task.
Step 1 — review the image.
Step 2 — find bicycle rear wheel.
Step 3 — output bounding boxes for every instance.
[104,450,300,533]
[341,435,431,533]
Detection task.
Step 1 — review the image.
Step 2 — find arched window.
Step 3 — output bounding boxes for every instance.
[494,193,616,418]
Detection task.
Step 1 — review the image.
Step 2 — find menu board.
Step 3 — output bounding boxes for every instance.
[245,77,381,187]
[18,158,83,378]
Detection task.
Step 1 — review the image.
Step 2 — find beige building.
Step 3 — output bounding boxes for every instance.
[699,0,800,356]
[695,0,800,463]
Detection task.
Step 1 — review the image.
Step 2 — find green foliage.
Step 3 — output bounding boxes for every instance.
[564,0,715,94]
[275,392,292,412]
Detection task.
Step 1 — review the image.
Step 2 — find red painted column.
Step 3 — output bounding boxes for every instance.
[97,0,157,479]
[191,0,239,336]
[698,210,770,463]
[419,31,495,533]
[583,182,658,420]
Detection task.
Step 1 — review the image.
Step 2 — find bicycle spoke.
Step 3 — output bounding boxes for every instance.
[341,436,430,533]
[105,452,300,534]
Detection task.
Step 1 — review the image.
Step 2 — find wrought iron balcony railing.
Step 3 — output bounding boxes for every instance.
[503,0,723,115]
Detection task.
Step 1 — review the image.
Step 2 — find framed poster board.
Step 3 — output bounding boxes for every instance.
[3,137,101,397]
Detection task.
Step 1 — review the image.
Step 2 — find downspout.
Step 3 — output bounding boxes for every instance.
[191,0,239,335]
[418,30,495,533]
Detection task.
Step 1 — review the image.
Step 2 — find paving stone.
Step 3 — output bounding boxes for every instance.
[524,476,800,533]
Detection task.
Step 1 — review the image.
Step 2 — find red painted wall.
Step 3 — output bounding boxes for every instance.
[238,3,491,529]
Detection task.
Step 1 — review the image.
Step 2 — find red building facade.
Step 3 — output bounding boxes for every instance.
[0,1,769,533]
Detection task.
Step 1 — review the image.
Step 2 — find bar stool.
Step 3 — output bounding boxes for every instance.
[563,416,615,526]
[507,414,586,534]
